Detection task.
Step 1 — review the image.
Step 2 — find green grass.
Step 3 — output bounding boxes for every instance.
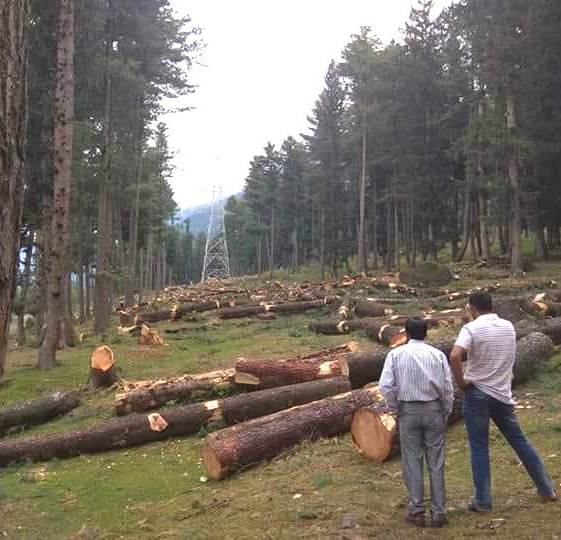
[1,265,561,539]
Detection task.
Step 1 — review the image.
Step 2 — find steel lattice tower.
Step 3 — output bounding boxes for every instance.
[201,187,231,281]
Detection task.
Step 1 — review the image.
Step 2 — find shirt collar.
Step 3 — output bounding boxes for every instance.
[476,313,499,321]
[407,339,424,344]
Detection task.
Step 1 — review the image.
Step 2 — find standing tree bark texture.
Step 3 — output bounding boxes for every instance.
[357,114,367,273]
[94,0,114,335]
[506,85,523,275]
[38,0,75,370]
[0,0,28,379]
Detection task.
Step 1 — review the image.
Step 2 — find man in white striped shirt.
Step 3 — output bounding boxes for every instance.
[379,318,454,528]
[450,291,557,513]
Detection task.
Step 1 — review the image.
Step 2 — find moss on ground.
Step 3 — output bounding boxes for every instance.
[1,265,561,539]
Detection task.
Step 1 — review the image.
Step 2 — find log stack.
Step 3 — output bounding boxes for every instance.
[0,378,351,467]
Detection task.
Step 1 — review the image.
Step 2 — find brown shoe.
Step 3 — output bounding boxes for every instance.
[540,490,558,502]
[404,512,426,527]
[431,514,449,528]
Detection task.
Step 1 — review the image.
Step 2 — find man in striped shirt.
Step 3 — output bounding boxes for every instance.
[450,291,557,513]
[379,318,454,528]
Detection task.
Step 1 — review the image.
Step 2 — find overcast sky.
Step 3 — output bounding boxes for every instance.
[165,0,453,209]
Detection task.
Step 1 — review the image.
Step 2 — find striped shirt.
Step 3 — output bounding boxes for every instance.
[455,313,516,404]
[379,340,454,415]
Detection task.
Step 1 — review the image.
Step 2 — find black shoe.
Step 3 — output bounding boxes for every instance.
[404,512,426,527]
[431,514,449,528]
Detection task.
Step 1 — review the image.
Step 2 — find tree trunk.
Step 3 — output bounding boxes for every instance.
[235,357,342,389]
[202,386,382,480]
[77,265,85,323]
[93,0,114,335]
[364,324,407,347]
[506,86,523,275]
[62,272,76,347]
[0,378,352,468]
[0,390,80,435]
[85,264,92,319]
[354,299,392,318]
[357,117,367,273]
[37,0,75,370]
[0,0,27,379]
[514,318,561,345]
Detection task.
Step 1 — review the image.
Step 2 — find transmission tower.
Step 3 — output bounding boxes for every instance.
[201,186,231,281]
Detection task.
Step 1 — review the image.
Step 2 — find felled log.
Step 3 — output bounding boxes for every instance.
[0,391,81,434]
[0,378,352,467]
[512,332,554,386]
[137,309,174,324]
[235,358,342,389]
[515,318,561,345]
[308,320,351,335]
[218,299,335,320]
[174,300,223,319]
[364,324,407,347]
[139,325,164,346]
[351,390,464,462]
[89,346,118,389]
[337,295,353,320]
[115,368,236,416]
[202,386,383,480]
[339,338,456,389]
[338,350,389,389]
[530,298,561,318]
[354,300,393,318]
[351,332,554,464]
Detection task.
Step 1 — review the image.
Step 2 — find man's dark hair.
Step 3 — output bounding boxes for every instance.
[405,318,428,340]
[468,291,493,313]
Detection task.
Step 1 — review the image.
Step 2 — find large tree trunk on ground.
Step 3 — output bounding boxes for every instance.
[0,378,351,467]
[0,0,28,379]
[309,320,352,335]
[218,298,334,320]
[515,318,561,345]
[354,300,393,318]
[364,324,407,347]
[115,369,236,415]
[351,332,554,463]
[338,350,389,389]
[37,0,74,370]
[235,357,342,389]
[0,390,80,434]
[202,386,382,480]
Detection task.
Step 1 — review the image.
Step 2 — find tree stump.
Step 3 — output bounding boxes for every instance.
[89,346,118,389]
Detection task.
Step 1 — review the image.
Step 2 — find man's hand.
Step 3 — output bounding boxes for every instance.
[458,378,472,390]
[450,345,470,389]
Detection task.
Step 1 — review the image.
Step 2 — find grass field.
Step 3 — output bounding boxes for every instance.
[1,265,561,539]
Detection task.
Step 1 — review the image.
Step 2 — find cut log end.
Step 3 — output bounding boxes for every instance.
[202,442,225,480]
[351,408,396,463]
[91,346,114,372]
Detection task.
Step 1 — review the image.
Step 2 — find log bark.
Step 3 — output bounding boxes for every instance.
[364,324,407,347]
[202,386,383,480]
[0,390,81,434]
[0,378,351,467]
[218,299,334,320]
[351,332,554,463]
[515,318,561,345]
[235,358,342,389]
[115,368,236,415]
[308,320,351,335]
[354,300,393,318]
[531,300,561,318]
[338,350,389,389]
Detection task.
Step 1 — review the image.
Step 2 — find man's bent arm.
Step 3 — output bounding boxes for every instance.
[450,345,469,389]
[379,353,398,413]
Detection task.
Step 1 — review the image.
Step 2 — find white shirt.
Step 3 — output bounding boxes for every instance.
[455,313,516,404]
[379,340,454,415]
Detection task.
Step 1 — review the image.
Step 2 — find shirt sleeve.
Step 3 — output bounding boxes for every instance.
[440,355,455,416]
[455,325,473,351]
[379,352,398,413]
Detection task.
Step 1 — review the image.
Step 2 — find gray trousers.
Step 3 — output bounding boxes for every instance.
[398,400,446,516]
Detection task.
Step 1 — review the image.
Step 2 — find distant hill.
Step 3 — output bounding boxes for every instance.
[179,193,240,235]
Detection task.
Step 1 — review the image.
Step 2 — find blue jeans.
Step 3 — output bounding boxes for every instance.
[463,385,555,509]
